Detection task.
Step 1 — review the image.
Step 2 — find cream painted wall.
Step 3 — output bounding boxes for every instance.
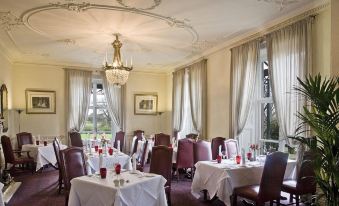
[12,63,65,137]
[331,0,339,76]
[124,71,171,136]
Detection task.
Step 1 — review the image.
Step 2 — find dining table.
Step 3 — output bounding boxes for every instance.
[85,149,132,174]
[191,157,297,206]
[68,171,168,206]
[21,143,67,171]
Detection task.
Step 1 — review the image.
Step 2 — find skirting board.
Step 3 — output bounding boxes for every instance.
[3,181,21,204]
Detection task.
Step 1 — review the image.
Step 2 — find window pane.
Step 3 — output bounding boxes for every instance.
[83,108,94,132]
[261,103,279,141]
[96,84,107,106]
[96,108,111,133]
[262,142,279,153]
[262,61,271,98]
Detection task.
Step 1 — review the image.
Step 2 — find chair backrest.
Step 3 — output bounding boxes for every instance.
[114,131,125,150]
[296,151,316,193]
[186,133,198,141]
[225,139,239,159]
[258,152,288,202]
[59,147,87,191]
[133,130,144,139]
[69,132,83,147]
[150,146,173,187]
[177,138,194,168]
[1,135,15,163]
[16,132,33,150]
[211,137,226,160]
[193,140,212,164]
[53,138,61,169]
[138,140,149,168]
[154,133,171,146]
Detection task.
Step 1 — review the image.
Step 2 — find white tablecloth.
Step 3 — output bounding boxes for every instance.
[68,171,168,206]
[86,150,132,174]
[0,183,4,206]
[22,143,67,171]
[191,159,296,205]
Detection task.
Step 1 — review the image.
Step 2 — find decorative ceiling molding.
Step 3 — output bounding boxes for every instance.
[258,0,299,10]
[0,11,23,31]
[116,0,162,10]
[56,38,76,46]
[19,2,198,43]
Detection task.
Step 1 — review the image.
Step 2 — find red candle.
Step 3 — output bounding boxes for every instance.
[236,155,241,164]
[217,155,222,163]
[115,164,121,175]
[247,152,252,161]
[94,145,99,152]
[109,148,113,155]
[100,168,107,179]
[98,148,103,154]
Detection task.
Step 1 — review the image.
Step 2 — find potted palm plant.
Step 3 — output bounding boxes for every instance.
[290,74,339,206]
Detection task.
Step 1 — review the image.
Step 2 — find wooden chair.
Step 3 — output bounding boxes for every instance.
[133,130,144,138]
[211,137,226,160]
[1,135,34,173]
[225,139,239,159]
[282,151,316,206]
[52,138,63,194]
[154,133,171,146]
[150,146,173,206]
[69,131,83,147]
[16,132,33,150]
[174,138,194,181]
[193,140,212,164]
[114,131,125,151]
[136,140,148,172]
[232,152,289,206]
[59,147,87,206]
[131,134,144,155]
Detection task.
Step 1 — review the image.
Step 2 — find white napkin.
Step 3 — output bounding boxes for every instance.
[241,148,246,165]
[99,154,103,169]
[132,154,137,172]
[218,145,222,156]
[117,140,121,151]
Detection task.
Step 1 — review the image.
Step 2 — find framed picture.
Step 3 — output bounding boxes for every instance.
[26,90,56,114]
[134,94,158,115]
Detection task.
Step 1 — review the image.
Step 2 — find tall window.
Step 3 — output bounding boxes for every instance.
[82,79,113,139]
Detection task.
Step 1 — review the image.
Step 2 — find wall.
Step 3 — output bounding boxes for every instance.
[331,0,339,76]
[12,63,65,138]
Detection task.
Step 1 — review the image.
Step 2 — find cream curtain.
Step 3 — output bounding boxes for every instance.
[101,72,125,136]
[66,69,92,133]
[267,18,313,148]
[172,69,185,137]
[230,40,260,138]
[189,59,207,139]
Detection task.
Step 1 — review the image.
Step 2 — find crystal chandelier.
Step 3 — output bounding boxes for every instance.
[103,34,133,86]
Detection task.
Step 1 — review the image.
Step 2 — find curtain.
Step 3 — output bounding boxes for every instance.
[66,69,92,133]
[230,40,260,138]
[267,18,313,148]
[172,69,185,137]
[188,59,207,139]
[101,72,125,137]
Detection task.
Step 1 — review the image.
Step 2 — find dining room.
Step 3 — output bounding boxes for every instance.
[0,0,338,206]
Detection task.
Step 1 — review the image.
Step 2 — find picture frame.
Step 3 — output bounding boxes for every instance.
[134,93,158,115]
[26,90,56,114]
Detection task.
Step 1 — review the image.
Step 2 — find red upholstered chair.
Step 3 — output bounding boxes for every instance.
[150,146,173,206]
[59,147,87,206]
[232,152,289,206]
[114,131,125,151]
[16,132,33,150]
[1,135,34,173]
[175,138,194,181]
[53,138,63,194]
[225,139,239,159]
[136,140,148,172]
[186,133,198,141]
[211,137,226,160]
[154,133,171,146]
[69,131,83,147]
[282,152,316,206]
[193,140,212,164]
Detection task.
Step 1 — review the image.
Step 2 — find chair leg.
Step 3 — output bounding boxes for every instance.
[176,168,179,182]
[232,194,237,206]
[203,190,208,201]
[295,195,299,206]
[270,201,273,206]
[289,194,293,203]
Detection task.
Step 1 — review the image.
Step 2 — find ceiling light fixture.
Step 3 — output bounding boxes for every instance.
[103,34,133,86]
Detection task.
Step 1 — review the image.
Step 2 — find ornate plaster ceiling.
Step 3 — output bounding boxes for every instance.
[0,0,323,72]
